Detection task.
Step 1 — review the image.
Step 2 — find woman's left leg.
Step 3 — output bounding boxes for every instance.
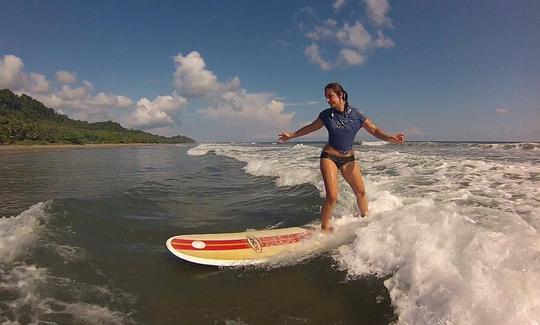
[340,161,368,216]
[320,157,339,231]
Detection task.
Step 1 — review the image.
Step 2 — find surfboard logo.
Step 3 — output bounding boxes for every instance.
[191,240,206,250]
[246,235,263,253]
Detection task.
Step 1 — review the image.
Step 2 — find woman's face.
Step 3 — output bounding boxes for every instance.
[325,89,344,108]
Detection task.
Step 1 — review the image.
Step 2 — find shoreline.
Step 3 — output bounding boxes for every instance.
[0,143,187,154]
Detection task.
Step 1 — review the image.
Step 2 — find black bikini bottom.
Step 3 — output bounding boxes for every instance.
[320,151,355,168]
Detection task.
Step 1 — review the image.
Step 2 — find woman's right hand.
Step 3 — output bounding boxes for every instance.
[278,131,293,143]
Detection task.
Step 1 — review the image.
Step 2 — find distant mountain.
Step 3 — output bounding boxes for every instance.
[0,89,195,145]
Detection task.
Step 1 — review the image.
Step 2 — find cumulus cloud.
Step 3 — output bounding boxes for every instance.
[0,54,136,123]
[2,52,296,139]
[0,56,50,94]
[29,73,49,93]
[127,93,187,129]
[333,0,346,12]
[305,44,333,70]
[339,22,373,50]
[37,81,133,111]
[364,0,392,27]
[56,70,77,84]
[199,91,294,130]
[339,48,366,66]
[173,51,295,135]
[173,51,219,97]
[301,1,394,69]
[0,55,27,90]
[305,20,379,69]
[374,30,395,48]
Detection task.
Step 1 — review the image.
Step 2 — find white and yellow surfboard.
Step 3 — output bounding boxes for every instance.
[166,227,314,266]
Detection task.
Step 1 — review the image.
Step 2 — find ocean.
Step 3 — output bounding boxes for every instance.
[0,141,539,324]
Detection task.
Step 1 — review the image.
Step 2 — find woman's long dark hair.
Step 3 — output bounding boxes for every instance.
[324,82,349,108]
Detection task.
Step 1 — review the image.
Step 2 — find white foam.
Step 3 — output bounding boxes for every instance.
[0,201,50,263]
[0,202,50,324]
[468,142,540,151]
[361,141,388,146]
[0,203,135,324]
[246,217,368,269]
[51,244,88,263]
[190,142,540,324]
[0,264,47,323]
[187,144,211,156]
[62,302,133,325]
[335,202,540,325]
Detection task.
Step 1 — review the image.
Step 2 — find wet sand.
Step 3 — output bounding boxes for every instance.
[0,143,168,154]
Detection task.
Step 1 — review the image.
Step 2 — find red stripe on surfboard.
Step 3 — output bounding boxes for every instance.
[172,238,247,245]
[171,231,311,251]
[171,242,250,251]
[172,232,309,247]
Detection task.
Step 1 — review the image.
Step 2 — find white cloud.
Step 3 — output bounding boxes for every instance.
[3,52,296,140]
[29,73,49,93]
[306,19,339,41]
[1,54,136,123]
[128,93,188,129]
[199,91,294,130]
[0,55,51,94]
[374,30,395,48]
[304,43,333,70]
[339,48,366,66]
[173,51,219,97]
[333,0,346,12]
[305,21,373,68]
[304,20,393,69]
[283,100,321,107]
[496,108,509,116]
[364,0,392,27]
[38,81,131,111]
[0,55,27,90]
[86,92,133,109]
[172,51,295,136]
[339,22,372,50]
[301,1,394,70]
[0,55,133,119]
[56,70,77,84]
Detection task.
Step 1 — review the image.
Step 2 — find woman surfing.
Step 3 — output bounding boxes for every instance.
[278,82,405,232]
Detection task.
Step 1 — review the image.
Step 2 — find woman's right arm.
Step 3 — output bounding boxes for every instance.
[278,118,323,143]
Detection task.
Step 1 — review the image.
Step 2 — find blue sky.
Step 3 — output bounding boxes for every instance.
[1,0,539,141]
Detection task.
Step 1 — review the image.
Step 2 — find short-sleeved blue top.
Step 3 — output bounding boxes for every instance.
[318,106,367,153]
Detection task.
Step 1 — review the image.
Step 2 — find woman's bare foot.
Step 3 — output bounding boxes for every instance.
[321,224,334,233]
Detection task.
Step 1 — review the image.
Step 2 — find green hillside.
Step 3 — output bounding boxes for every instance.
[0,89,194,145]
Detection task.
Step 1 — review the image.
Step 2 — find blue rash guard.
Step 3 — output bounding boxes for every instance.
[318,106,367,153]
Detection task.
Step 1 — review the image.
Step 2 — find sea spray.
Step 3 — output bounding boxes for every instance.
[188,142,540,324]
[0,202,50,323]
[336,202,540,324]
[0,202,137,324]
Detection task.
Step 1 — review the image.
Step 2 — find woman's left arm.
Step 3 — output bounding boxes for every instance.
[363,119,405,144]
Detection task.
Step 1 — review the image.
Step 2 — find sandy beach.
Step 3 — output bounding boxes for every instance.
[0,143,176,154]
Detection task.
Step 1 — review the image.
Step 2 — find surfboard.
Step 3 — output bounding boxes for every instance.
[166,227,314,266]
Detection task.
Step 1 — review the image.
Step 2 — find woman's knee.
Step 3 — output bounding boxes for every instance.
[325,193,338,205]
[354,187,366,198]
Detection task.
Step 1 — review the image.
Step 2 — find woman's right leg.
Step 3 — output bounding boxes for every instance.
[320,158,339,231]
[340,161,368,217]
